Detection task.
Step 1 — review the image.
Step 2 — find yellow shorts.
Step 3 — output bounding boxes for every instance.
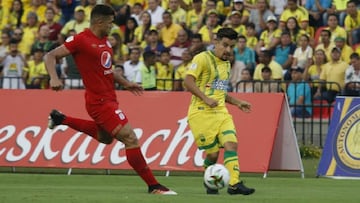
[188,111,238,154]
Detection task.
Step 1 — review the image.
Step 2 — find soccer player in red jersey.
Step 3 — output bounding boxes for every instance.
[44,4,176,195]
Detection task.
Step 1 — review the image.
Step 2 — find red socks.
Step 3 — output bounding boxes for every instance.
[62,116,99,140]
[126,147,159,186]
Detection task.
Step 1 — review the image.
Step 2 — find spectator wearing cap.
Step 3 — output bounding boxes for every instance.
[344,0,360,46]
[159,11,183,48]
[316,47,348,103]
[60,6,90,41]
[254,66,282,93]
[144,29,166,58]
[198,9,222,44]
[279,0,309,31]
[223,11,246,36]
[248,0,274,35]
[231,0,250,25]
[253,50,283,81]
[255,15,281,54]
[148,0,165,27]
[334,36,354,64]
[344,53,360,96]
[196,0,226,32]
[324,14,347,43]
[23,47,48,89]
[186,0,204,33]
[21,0,46,26]
[287,66,312,118]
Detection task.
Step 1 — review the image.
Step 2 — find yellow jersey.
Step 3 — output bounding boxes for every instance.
[186,51,231,116]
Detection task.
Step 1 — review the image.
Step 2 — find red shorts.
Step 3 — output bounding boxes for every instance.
[86,100,129,137]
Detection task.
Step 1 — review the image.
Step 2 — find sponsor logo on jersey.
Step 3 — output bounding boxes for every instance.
[106,40,112,48]
[101,51,112,69]
[65,36,74,42]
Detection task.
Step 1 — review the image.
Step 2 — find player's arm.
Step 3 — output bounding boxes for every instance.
[113,71,143,96]
[184,74,218,108]
[44,45,71,91]
[225,94,251,113]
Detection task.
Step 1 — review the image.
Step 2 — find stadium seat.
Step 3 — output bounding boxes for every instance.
[312,99,332,119]
[313,26,326,46]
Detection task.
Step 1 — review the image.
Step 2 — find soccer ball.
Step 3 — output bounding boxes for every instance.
[204,164,230,190]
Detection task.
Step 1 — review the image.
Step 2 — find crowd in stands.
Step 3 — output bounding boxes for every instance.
[0,0,360,116]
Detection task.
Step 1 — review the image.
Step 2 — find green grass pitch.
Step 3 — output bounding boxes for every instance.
[1,159,360,203]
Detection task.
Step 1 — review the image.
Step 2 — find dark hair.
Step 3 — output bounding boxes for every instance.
[261,66,272,73]
[90,4,115,23]
[216,28,238,40]
[350,52,360,60]
[124,17,138,44]
[245,22,255,29]
[321,29,332,37]
[348,0,358,6]
[192,33,203,41]
[143,50,156,60]
[238,35,247,42]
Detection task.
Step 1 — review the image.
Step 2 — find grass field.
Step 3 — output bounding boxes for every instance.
[1,159,360,203]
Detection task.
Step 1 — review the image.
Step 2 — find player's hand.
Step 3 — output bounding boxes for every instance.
[237,101,251,113]
[49,78,64,91]
[124,82,143,96]
[204,97,218,108]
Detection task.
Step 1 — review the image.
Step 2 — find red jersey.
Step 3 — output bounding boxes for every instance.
[64,29,116,104]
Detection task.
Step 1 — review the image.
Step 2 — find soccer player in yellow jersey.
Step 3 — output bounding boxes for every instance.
[184,28,255,195]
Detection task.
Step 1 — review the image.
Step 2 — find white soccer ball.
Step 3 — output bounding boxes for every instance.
[204,164,230,190]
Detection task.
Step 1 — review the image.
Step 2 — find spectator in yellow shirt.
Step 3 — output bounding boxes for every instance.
[21,0,46,26]
[279,0,309,31]
[160,11,183,47]
[334,36,354,64]
[186,0,203,33]
[344,0,360,46]
[325,14,347,43]
[23,48,48,89]
[60,6,90,42]
[156,48,174,91]
[168,0,187,26]
[198,9,222,44]
[255,15,281,54]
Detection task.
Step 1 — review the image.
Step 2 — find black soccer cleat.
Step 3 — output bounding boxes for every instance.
[203,182,219,195]
[227,181,255,195]
[48,109,65,129]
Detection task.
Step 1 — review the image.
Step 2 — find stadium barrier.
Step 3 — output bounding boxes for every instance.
[1,76,345,147]
[0,90,303,176]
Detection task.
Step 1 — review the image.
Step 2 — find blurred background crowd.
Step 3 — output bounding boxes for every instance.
[0,0,359,107]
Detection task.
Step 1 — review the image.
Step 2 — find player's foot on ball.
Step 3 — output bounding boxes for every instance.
[227,181,255,195]
[48,109,65,129]
[203,182,219,195]
[148,184,177,195]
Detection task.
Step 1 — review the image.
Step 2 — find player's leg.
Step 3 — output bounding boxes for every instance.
[114,123,175,195]
[219,114,255,195]
[188,112,220,194]
[48,109,114,144]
